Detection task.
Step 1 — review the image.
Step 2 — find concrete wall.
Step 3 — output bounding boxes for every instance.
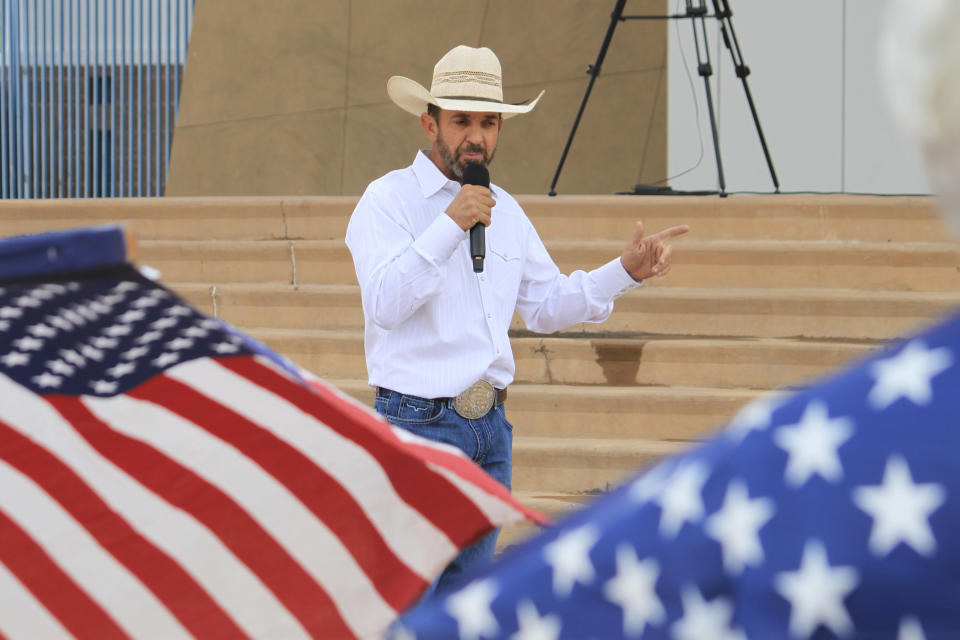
[667,0,930,195]
[166,0,668,197]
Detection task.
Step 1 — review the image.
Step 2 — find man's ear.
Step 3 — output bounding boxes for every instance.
[420,112,438,142]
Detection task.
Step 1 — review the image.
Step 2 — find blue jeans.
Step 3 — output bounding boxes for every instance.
[374,387,513,597]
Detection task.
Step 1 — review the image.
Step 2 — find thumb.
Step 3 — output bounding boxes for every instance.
[632,220,645,245]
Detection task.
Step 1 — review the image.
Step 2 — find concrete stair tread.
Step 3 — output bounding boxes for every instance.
[0,194,945,242]
[250,326,878,390]
[511,436,693,494]
[172,281,960,301]
[170,282,959,340]
[498,490,602,549]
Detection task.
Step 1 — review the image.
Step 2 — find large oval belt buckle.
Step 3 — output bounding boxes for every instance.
[453,380,496,420]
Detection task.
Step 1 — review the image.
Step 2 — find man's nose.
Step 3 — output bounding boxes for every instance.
[465,123,484,144]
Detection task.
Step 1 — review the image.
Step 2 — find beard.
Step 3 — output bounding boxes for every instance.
[436,129,497,182]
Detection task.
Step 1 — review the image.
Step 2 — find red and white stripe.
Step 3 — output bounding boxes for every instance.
[0,356,544,639]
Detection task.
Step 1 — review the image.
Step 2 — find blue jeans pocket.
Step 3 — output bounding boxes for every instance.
[377,393,446,425]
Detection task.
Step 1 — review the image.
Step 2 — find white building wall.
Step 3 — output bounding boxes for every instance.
[667,0,930,194]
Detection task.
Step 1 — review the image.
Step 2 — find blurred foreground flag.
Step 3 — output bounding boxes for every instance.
[395,311,960,639]
[0,225,544,640]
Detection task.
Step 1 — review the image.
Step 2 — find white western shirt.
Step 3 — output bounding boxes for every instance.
[345,151,640,399]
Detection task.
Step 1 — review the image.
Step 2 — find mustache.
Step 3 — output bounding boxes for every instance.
[457,143,486,160]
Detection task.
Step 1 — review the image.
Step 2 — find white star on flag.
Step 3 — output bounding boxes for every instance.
[63,308,87,324]
[672,588,743,640]
[30,288,55,300]
[166,305,193,317]
[511,601,561,640]
[656,461,709,537]
[775,540,859,639]
[90,337,119,349]
[14,336,44,351]
[167,338,194,351]
[112,281,139,292]
[133,296,160,308]
[151,317,179,330]
[853,456,945,557]
[107,362,137,378]
[868,341,953,409]
[47,315,72,331]
[1,352,29,367]
[726,393,785,443]
[543,525,600,597]
[137,331,164,345]
[118,309,145,323]
[122,346,150,361]
[152,352,180,368]
[103,324,132,337]
[90,380,118,394]
[80,345,104,361]
[31,372,62,389]
[58,349,85,367]
[704,480,775,575]
[15,295,42,308]
[27,324,57,338]
[602,544,664,636]
[213,342,240,354]
[629,460,675,503]
[46,359,75,376]
[774,401,853,487]
[74,305,98,321]
[445,579,499,640]
[0,306,23,319]
[898,616,927,640]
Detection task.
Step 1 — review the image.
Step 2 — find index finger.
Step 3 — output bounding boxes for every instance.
[652,224,690,241]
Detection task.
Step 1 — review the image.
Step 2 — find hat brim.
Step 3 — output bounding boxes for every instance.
[387,75,543,120]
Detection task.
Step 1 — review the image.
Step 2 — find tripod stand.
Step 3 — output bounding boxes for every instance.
[548,0,780,197]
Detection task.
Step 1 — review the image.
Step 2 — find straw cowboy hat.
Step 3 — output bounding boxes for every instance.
[387,45,544,119]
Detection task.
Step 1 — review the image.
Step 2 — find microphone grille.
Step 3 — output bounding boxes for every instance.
[461,163,490,187]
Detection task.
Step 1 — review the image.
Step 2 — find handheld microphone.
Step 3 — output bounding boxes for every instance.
[462,163,489,273]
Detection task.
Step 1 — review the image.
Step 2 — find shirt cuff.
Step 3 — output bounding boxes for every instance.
[412,213,466,265]
[591,257,644,300]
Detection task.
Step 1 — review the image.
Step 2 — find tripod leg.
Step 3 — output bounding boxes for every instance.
[548,0,626,196]
[712,0,780,191]
[691,11,726,195]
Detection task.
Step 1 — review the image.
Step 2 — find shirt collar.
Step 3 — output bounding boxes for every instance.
[411,150,501,200]
[412,150,456,198]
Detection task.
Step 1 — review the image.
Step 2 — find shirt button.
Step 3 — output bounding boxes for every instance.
[487,314,492,319]
[480,276,486,281]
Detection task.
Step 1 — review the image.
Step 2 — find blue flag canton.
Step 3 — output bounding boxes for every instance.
[0,269,255,397]
[397,311,960,640]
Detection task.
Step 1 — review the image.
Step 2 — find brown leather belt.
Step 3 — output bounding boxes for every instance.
[376,383,507,420]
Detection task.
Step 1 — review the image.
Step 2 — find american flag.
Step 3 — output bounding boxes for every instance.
[0,225,544,640]
[394,311,960,639]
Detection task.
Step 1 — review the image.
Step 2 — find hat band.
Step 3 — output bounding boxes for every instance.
[436,95,505,104]
[433,70,501,87]
[436,95,535,108]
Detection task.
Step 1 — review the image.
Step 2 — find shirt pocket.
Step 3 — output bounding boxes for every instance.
[486,246,523,308]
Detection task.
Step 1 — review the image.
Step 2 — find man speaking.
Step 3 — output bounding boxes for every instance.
[345,45,688,594]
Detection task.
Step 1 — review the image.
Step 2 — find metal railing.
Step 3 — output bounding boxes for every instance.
[1,0,195,199]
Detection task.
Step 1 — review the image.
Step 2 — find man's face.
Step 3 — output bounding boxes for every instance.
[427,110,502,181]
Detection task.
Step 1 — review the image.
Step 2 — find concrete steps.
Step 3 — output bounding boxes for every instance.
[1,193,954,547]
[252,327,876,391]
[140,237,960,292]
[175,282,960,340]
